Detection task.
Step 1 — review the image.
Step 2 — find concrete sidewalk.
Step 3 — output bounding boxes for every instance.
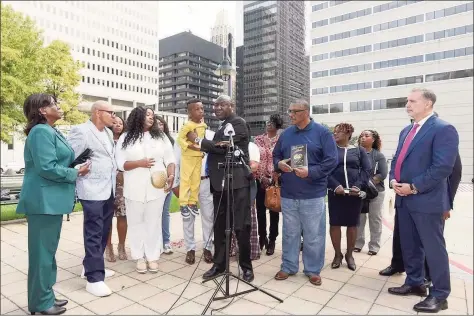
[1,188,472,315]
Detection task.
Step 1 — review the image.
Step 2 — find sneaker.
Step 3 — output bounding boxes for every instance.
[86,281,112,297]
[136,258,147,274]
[81,268,115,279]
[147,260,159,273]
[180,205,191,219]
[163,243,173,254]
[188,204,199,217]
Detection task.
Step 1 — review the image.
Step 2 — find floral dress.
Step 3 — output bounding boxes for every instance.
[114,139,126,216]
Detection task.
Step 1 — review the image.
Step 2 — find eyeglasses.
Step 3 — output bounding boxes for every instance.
[287,109,307,114]
[99,110,116,116]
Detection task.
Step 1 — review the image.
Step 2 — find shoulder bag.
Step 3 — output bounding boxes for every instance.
[265,181,281,212]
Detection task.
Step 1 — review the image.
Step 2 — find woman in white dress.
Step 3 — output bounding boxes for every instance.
[115,106,175,273]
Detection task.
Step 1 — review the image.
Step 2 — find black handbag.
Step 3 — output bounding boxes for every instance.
[357,147,378,200]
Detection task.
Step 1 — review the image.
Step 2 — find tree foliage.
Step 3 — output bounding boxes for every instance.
[0,4,86,142]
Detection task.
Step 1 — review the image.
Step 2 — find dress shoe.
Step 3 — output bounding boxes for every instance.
[31,305,66,315]
[242,269,254,282]
[203,249,213,264]
[54,299,68,307]
[266,240,275,256]
[388,284,427,297]
[81,268,115,279]
[379,265,404,276]
[259,236,269,251]
[413,296,448,313]
[202,265,224,280]
[86,281,112,297]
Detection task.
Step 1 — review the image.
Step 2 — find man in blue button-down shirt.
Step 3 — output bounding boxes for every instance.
[272,99,338,286]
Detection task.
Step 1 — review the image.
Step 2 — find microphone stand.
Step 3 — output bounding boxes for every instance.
[201,132,283,315]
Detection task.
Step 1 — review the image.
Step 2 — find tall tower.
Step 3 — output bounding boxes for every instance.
[243,1,309,135]
[210,9,237,98]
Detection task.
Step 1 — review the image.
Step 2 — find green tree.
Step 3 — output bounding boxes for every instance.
[41,40,87,125]
[0,4,86,142]
[1,4,45,141]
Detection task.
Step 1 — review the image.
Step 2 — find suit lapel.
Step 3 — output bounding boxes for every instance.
[54,128,74,152]
[405,116,436,159]
[87,121,114,156]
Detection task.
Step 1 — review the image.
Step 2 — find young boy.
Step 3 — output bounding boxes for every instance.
[177,99,207,219]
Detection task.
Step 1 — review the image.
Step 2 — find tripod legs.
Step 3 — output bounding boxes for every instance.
[201,271,284,314]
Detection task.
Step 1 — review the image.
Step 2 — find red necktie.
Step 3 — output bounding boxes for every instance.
[394,123,419,182]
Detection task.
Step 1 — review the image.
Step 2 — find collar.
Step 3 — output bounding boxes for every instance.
[294,119,314,132]
[413,112,434,129]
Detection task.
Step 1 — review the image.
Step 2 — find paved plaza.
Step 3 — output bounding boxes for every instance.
[1,186,473,315]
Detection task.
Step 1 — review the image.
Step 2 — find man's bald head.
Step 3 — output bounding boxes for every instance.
[91,100,113,112]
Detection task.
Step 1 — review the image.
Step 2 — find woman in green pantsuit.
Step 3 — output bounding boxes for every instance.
[16,94,90,315]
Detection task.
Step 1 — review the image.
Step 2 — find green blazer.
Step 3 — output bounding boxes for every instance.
[17,124,79,215]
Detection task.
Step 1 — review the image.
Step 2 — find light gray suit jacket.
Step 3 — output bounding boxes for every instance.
[67,120,117,200]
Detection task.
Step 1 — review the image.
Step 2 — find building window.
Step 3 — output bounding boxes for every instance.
[350,100,372,112]
[330,103,343,113]
[312,19,328,28]
[425,47,473,62]
[426,2,473,21]
[312,70,329,78]
[330,45,371,58]
[374,35,424,51]
[374,75,423,88]
[426,25,474,41]
[330,26,371,41]
[330,0,350,6]
[374,55,423,69]
[312,104,329,114]
[312,2,328,12]
[330,82,372,93]
[312,36,328,45]
[373,1,422,14]
[312,53,329,62]
[329,63,372,76]
[425,68,473,82]
[373,14,424,32]
[374,97,407,110]
[312,87,328,95]
[330,8,371,24]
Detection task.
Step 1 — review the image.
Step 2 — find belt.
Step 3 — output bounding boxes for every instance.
[201,176,209,180]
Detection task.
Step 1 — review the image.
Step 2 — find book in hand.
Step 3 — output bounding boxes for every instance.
[70,148,93,168]
[290,144,308,169]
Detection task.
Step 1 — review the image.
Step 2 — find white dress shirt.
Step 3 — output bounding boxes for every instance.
[115,132,175,203]
[248,141,260,163]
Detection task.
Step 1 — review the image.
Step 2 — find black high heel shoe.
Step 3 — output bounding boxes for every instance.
[31,305,66,315]
[345,254,356,271]
[331,253,343,269]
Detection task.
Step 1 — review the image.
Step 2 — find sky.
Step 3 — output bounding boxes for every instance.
[158,1,311,52]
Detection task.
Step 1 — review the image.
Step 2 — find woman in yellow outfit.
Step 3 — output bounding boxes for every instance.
[177,99,207,219]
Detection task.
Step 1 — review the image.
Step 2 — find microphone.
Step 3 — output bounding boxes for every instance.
[223,123,235,149]
[233,146,253,180]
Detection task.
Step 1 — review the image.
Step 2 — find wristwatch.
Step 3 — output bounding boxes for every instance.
[194,137,201,144]
[410,183,418,194]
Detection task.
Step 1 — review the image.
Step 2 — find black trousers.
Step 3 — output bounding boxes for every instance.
[255,180,280,242]
[392,209,430,279]
[213,187,253,271]
[80,194,114,283]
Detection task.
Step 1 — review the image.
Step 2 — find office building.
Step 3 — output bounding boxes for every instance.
[310,0,473,181]
[211,9,237,98]
[5,1,160,113]
[236,45,245,117]
[1,1,161,166]
[243,1,309,135]
[158,31,224,129]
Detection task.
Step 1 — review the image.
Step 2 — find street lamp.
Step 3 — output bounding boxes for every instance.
[214,56,233,82]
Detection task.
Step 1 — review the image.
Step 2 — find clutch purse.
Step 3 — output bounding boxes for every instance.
[70,148,93,168]
[265,182,281,212]
[150,170,167,189]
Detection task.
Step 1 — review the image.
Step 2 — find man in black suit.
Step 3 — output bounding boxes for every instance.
[380,112,462,286]
[186,95,254,282]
